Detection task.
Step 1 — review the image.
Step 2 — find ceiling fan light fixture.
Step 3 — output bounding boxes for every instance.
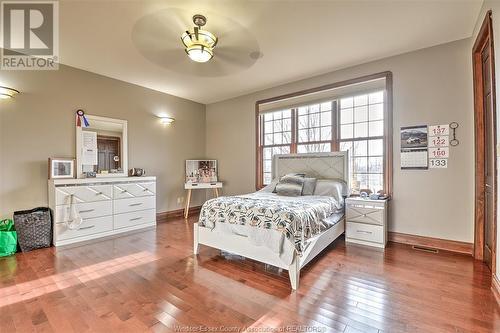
[181,14,217,63]
[185,44,213,63]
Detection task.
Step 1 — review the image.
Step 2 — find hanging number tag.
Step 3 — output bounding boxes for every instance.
[429,136,449,147]
[429,159,448,168]
[428,125,449,136]
[428,147,449,159]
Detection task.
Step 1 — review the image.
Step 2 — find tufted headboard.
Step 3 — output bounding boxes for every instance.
[272,152,350,186]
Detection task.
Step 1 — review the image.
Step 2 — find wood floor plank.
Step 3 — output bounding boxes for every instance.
[0,216,499,332]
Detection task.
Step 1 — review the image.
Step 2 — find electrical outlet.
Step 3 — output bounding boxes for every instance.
[177,197,184,204]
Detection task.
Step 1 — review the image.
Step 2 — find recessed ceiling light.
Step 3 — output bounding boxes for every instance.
[181,14,218,63]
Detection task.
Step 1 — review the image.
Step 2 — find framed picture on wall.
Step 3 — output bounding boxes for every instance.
[49,158,76,179]
[185,160,218,184]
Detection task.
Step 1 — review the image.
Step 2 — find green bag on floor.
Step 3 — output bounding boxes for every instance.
[0,219,17,257]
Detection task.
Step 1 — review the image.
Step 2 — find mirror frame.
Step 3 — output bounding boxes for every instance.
[76,115,128,178]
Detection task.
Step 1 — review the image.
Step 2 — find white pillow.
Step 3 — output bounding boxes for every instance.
[313,179,347,201]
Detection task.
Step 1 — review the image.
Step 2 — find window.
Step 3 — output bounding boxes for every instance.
[257,74,392,195]
[261,109,292,185]
[297,102,333,153]
[339,91,385,192]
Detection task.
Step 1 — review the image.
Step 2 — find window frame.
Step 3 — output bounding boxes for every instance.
[255,72,393,195]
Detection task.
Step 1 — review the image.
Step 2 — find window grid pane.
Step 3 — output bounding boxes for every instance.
[262,109,293,185]
[340,138,384,194]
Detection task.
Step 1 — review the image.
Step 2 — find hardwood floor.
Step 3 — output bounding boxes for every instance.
[1,216,499,333]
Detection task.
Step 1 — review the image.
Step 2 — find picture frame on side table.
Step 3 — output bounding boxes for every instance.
[49,158,75,179]
[185,160,218,184]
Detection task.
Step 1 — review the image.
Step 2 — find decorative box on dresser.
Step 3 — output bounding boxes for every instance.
[48,176,156,246]
[345,197,389,249]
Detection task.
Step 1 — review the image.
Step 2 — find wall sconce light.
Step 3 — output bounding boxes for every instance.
[0,86,20,99]
[159,116,175,125]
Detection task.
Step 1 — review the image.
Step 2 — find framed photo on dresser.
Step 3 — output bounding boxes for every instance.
[49,158,75,179]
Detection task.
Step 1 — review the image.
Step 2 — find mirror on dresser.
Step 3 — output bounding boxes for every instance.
[76,115,128,178]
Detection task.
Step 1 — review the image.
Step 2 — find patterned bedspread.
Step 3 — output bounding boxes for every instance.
[198,192,343,255]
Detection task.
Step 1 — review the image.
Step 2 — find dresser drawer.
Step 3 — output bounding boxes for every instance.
[114,196,155,214]
[346,204,385,226]
[54,201,112,223]
[114,209,156,229]
[113,182,156,199]
[346,222,384,244]
[55,216,113,241]
[55,185,113,205]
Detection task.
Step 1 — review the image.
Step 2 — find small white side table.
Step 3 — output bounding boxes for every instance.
[184,182,223,218]
[345,197,389,249]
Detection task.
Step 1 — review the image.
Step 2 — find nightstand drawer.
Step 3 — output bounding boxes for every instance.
[346,222,384,243]
[346,204,385,225]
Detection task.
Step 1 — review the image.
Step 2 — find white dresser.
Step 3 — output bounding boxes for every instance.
[48,177,156,246]
[345,197,388,249]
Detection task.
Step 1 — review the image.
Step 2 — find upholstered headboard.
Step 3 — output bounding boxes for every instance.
[272,152,350,186]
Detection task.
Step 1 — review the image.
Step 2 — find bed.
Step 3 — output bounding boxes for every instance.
[193,152,349,290]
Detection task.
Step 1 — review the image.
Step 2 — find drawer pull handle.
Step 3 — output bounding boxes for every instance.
[79,225,95,230]
[95,192,103,195]
[129,217,143,221]
[129,203,143,207]
[363,214,367,217]
[79,209,95,213]
[356,230,373,234]
[121,190,128,193]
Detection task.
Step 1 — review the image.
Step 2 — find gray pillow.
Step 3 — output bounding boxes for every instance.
[313,179,347,201]
[302,178,317,196]
[259,178,279,193]
[275,174,305,196]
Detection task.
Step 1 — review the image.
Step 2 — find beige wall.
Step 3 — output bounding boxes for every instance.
[206,38,474,243]
[0,64,206,218]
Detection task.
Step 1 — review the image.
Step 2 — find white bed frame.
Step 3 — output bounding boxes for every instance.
[193,152,350,290]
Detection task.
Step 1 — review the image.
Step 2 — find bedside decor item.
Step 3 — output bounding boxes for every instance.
[0,86,19,99]
[186,160,217,183]
[13,207,52,252]
[84,171,97,178]
[129,168,146,177]
[49,158,75,179]
[181,14,218,63]
[75,109,90,127]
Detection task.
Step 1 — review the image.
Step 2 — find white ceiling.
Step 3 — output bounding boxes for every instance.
[59,0,483,104]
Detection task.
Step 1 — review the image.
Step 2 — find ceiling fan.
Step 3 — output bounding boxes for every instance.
[131,8,261,77]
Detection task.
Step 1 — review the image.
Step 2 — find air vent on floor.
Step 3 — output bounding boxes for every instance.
[412,245,439,253]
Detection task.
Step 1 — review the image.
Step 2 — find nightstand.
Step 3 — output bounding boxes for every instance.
[345,197,388,249]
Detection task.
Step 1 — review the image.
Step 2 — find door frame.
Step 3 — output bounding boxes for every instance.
[473,10,497,273]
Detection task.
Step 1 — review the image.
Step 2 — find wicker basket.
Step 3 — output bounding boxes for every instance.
[13,207,52,252]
